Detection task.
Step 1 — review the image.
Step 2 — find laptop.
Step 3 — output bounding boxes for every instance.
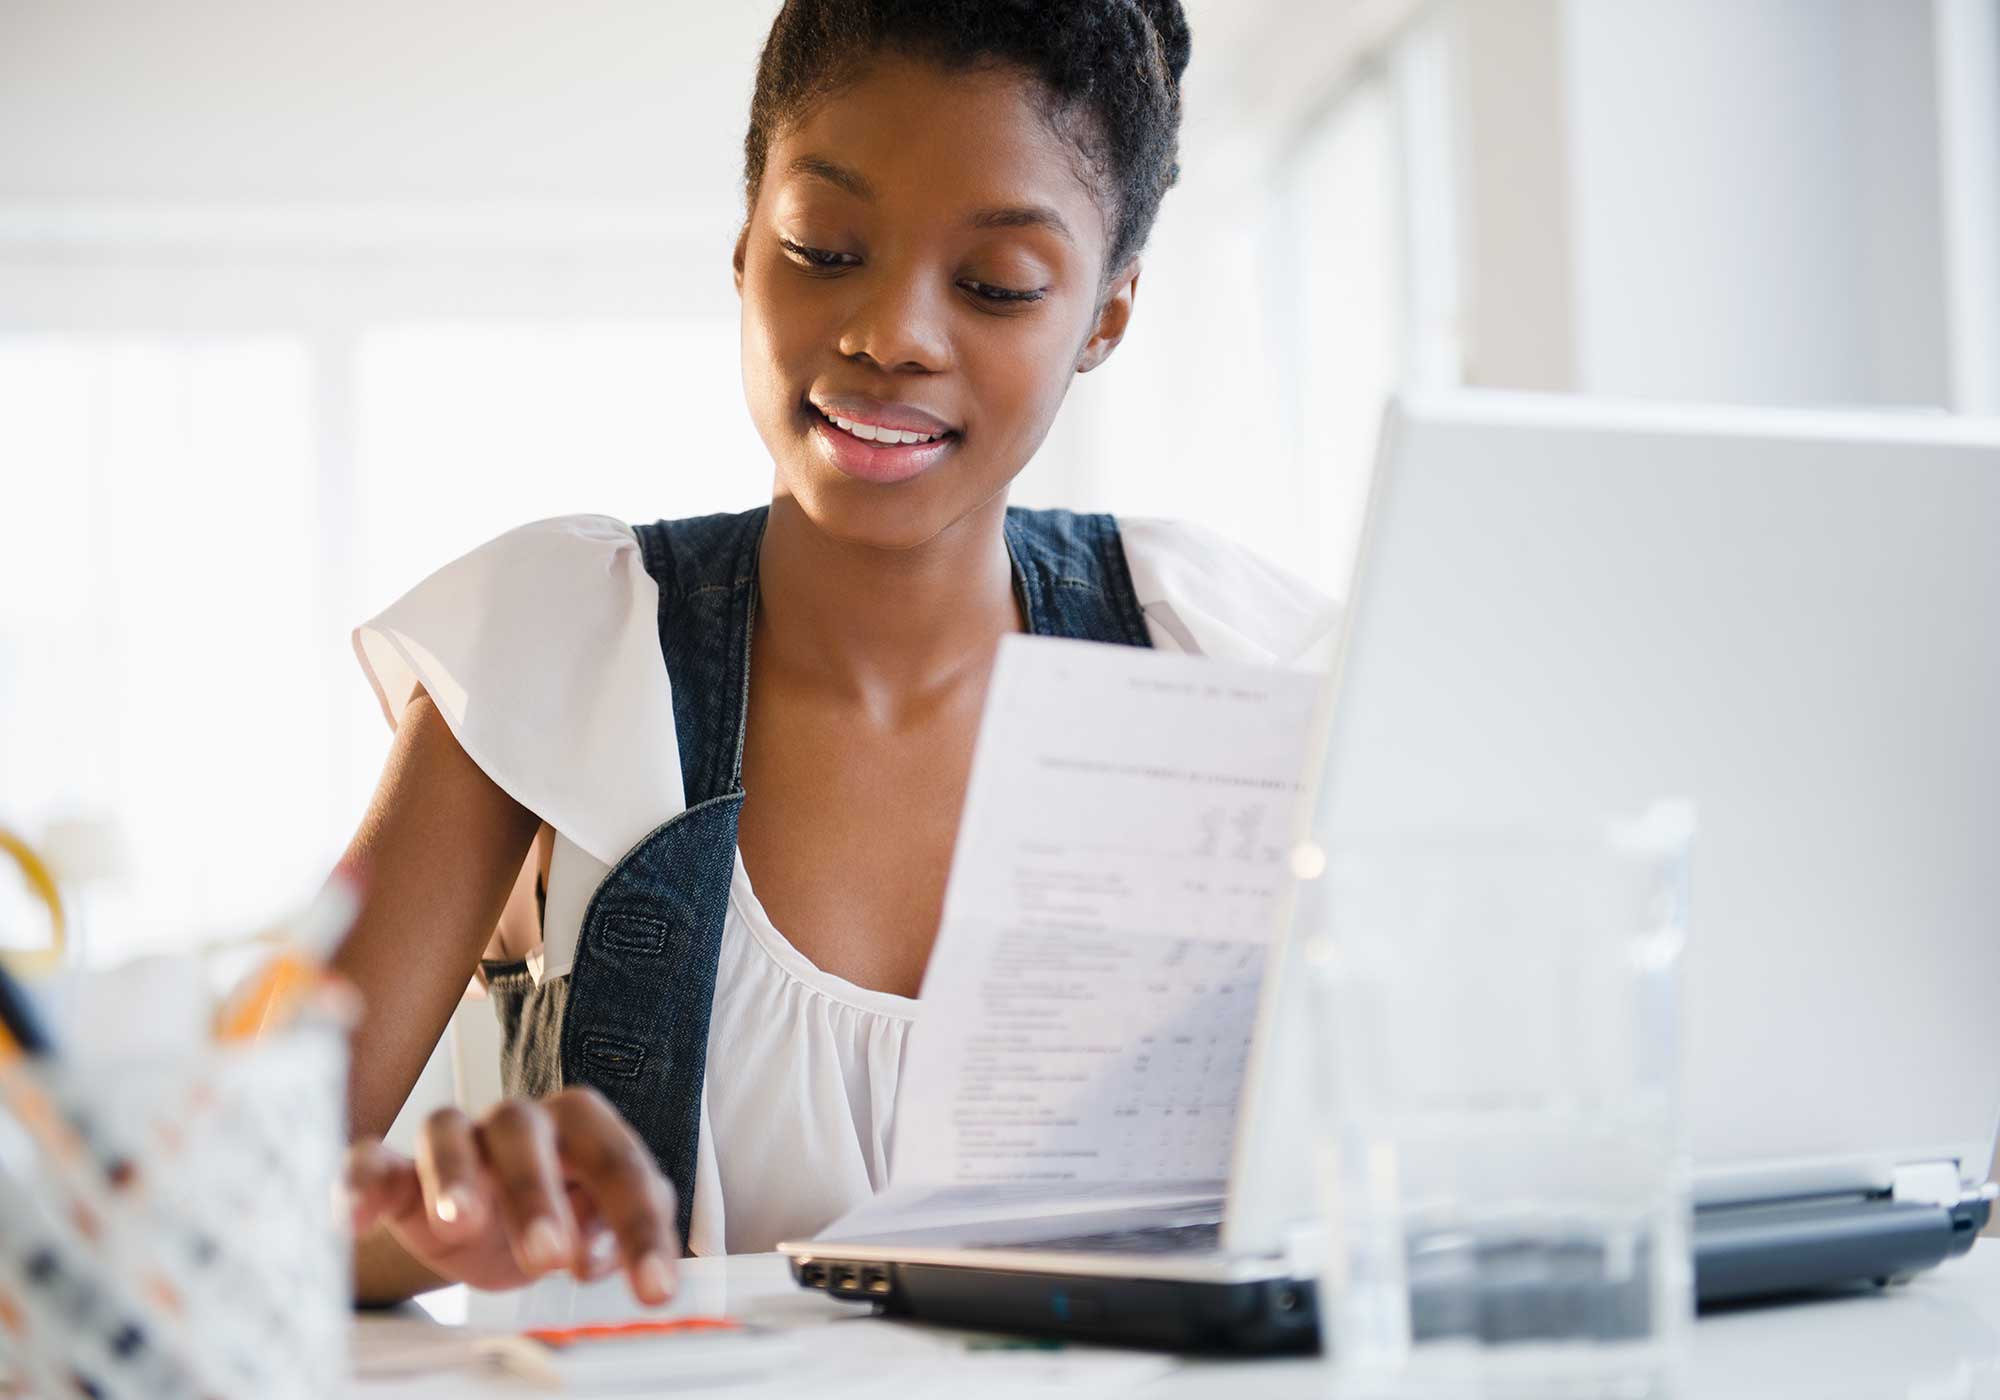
[781,391,2000,1350]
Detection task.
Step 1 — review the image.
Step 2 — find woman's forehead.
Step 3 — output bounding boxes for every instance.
[766,56,1108,248]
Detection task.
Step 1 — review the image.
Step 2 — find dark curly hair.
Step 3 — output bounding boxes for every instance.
[743,0,1192,280]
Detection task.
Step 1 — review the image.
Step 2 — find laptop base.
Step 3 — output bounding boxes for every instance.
[790,1187,1992,1353]
[789,1254,1319,1353]
[1693,1190,1991,1306]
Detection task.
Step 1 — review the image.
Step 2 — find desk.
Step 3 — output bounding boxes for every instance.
[349,1242,2000,1397]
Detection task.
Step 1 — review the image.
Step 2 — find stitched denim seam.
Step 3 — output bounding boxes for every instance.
[599,914,670,955]
[725,517,766,793]
[1091,513,1153,646]
[579,1033,647,1080]
[1003,514,1047,633]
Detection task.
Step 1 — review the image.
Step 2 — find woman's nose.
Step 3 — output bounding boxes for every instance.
[835,272,951,374]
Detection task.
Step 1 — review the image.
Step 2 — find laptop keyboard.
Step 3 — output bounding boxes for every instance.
[1012,1220,1224,1256]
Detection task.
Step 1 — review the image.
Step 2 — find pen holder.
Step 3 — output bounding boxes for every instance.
[0,1024,351,1400]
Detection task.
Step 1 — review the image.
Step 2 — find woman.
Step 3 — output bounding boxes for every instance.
[336,0,1336,1306]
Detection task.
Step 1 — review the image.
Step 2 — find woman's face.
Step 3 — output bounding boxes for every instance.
[735,56,1136,552]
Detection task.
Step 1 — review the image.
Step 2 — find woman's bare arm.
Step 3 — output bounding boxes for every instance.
[330,690,541,1139]
[332,693,679,1308]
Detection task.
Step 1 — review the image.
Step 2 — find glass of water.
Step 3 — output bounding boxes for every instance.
[1302,808,1693,1399]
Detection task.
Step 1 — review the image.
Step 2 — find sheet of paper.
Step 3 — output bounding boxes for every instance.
[891,635,1321,1190]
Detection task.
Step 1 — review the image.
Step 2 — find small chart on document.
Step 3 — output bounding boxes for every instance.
[894,635,1322,1189]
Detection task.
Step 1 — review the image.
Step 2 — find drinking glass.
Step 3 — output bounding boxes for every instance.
[1302,810,1693,1399]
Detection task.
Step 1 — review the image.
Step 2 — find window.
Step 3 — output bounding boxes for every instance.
[0,238,754,964]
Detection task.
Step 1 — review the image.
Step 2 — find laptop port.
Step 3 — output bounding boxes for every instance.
[799,1261,827,1288]
[830,1264,858,1293]
[861,1266,890,1295]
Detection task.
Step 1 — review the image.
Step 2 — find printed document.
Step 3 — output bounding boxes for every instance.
[886,634,1321,1206]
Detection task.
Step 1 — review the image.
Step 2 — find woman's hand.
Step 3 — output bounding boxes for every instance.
[345,1087,678,1304]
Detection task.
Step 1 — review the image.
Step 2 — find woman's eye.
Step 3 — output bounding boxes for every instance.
[776,238,1041,305]
[778,238,856,270]
[961,280,1047,306]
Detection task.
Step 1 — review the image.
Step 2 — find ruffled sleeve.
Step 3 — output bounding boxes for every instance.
[1118,516,1342,669]
[352,515,684,873]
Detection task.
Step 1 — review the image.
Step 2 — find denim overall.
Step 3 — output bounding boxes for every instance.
[484,505,1154,1246]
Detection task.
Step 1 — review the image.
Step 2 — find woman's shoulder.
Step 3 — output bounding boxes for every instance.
[353,513,685,868]
[464,510,646,561]
[388,513,648,614]
[1115,515,1342,669]
[355,515,652,714]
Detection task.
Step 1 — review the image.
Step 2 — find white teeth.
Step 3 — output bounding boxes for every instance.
[824,410,943,445]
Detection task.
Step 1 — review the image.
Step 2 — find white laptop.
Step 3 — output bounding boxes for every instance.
[782,391,2000,1349]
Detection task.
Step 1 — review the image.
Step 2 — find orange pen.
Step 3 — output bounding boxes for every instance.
[213,877,361,1041]
[522,1317,744,1346]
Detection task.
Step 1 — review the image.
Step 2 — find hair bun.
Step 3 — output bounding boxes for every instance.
[1134,0,1191,89]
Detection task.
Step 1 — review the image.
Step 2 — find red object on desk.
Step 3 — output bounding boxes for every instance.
[522,1316,743,1347]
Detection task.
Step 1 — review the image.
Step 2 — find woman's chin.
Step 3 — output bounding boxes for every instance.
[779,467,1000,555]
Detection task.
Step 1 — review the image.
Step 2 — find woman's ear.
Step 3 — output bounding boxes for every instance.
[1075,259,1141,374]
[732,225,750,297]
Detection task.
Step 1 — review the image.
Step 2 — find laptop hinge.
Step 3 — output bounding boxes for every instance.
[1890,1160,1964,1206]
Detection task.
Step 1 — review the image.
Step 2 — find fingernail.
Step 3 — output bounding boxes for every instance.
[524,1218,566,1272]
[586,1229,619,1275]
[635,1251,674,1302]
[436,1187,479,1229]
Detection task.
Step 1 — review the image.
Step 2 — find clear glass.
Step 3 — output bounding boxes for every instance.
[0,1025,351,1399]
[1303,814,1693,1399]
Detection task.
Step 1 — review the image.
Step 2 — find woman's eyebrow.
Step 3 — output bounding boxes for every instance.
[788,155,873,198]
[967,204,1075,248]
[785,154,1075,248]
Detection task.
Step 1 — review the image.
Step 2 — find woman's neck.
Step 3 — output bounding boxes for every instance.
[754,493,1024,716]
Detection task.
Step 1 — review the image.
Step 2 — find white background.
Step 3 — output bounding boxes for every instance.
[0,0,1995,962]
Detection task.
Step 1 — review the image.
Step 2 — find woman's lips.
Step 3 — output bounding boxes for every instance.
[809,406,957,485]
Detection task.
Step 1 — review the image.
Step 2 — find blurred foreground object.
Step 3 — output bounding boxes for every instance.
[0,826,65,972]
[1305,814,1693,1400]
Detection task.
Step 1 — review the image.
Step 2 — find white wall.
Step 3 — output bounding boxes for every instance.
[0,0,769,216]
[1452,0,1575,392]
[1566,0,1950,407]
[1936,0,2000,413]
[1453,0,1970,410]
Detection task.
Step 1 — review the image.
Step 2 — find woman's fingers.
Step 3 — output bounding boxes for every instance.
[546,1086,679,1305]
[348,1094,671,1301]
[344,1137,422,1235]
[475,1099,579,1279]
[414,1107,486,1242]
[567,1188,622,1281]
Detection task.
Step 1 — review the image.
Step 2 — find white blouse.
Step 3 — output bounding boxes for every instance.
[355,513,1338,1256]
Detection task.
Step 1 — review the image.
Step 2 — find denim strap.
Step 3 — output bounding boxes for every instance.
[554,505,1150,1249]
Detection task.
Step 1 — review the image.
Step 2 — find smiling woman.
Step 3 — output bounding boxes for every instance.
[330,0,1339,1307]
[742,56,1129,520]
